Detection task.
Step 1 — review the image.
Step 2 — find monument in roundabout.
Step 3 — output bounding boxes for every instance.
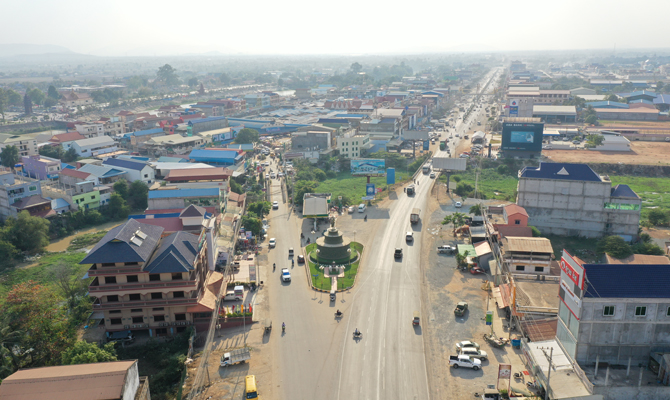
[315,216,354,263]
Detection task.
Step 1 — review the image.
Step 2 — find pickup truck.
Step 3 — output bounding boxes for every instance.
[449,355,481,370]
[454,301,468,316]
[410,208,420,224]
[437,245,456,254]
[220,348,251,367]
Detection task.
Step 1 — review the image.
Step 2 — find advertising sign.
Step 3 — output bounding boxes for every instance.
[386,168,396,184]
[497,364,512,392]
[558,250,585,320]
[351,159,385,175]
[486,311,493,325]
[560,250,584,290]
[501,122,544,151]
[366,184,376,197]
[423,140,429,150]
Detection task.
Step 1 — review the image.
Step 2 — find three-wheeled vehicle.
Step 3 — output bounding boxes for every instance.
[264,319,272,335]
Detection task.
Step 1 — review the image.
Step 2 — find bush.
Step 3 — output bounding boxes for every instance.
[452,175,462,183]
[648,209,669,226]
[596,235,632,259]
[529,226,542,237]
[454,182,474,197]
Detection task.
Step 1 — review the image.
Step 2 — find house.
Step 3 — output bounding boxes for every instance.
[71,136,118,157]
[500,236,553,275]
[143,135,204,156]
[102,158,155,184]
[148,187,223,210]
[0,360,151,400]
[59,168,92,187]
[81,219,221,337]
[195,127,233,144]
[337,134,372,159]
[78,164,127,185]
[517,163,641,240]
[0,172,47,219]
[48,131,86,150]
[21,155,61,180]
[59,90,94,107]
[164,167,232,183]
[74,123,104,138]
[0,134,38,159]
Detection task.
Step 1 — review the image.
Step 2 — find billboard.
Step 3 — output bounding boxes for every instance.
[423,140,429,150]
[351,159,385,175]
[558,250,585,320]
[386,168,396,184]
[501,122,544,151]
[404,131,430,141]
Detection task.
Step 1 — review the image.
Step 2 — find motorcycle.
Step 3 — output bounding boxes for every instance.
[273,263,276,272]
[335,311,343,318]
[353,330,362,338]
[282,323,286,333]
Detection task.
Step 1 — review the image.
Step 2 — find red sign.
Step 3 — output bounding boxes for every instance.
[560,250,584,289]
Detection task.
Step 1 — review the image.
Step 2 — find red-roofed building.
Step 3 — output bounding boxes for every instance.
[49,132,86,150]
[165,167,233,182]
[180,113,206,121]
[59,168,92,186]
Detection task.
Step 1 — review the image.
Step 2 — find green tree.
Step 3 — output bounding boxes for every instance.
[350,62,363,74]
[596,235,633,259]
[234,128,260,144]
[43,97,58,108]
[51,260,88,311]
[632,241,664,256]
[585,134,604,148]
[106,193,130,219]
[584,114,597,125]
[27,88,46,106]
[247,201,271,218]
[469,204,482,216]
[229,179,243,194]
[442,212,467,233]
[1,145,20,168]
[127,180,149,210]
[454,182,474,197]
[4,211,50,254]
[127,76,148,89]
[61,341,117,365]
[157,64,180,85]
[529,226,542,237]
[241,213,262,236]
[188,77,199,87]
[113,179,129,199]
[648,209,669,226]
[47,85,60,99]
[219,73,231,85]
[293,180,319,206]
[0,240,18,268]
[137,86,153,97]
[63,147,78,163]
[605,94,620,102]
[313,168,327,182]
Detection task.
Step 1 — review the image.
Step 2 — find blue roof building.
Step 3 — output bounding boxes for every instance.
[187,116,227,134]
[102,158,155,183]
[123,128,165,139]
[519,162,602,182]
[188,149,241,166]
[585,101,629,109]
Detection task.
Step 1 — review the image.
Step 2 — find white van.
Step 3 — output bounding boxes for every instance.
[358,204,366,213]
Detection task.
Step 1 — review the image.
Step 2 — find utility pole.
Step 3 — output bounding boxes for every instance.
[541,347,554,400]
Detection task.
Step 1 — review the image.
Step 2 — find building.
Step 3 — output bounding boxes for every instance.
[74,123,104,138]
[532,105,577,123]
[82,219,220,337]
[500,236,553,275]
[187,116,228,135]
[0,133,38,159]
[48,131,86,150]
[102,158,155,184]
[505,90,571,118]
[59,90,93,107]
[593,107,659,121]
[164,167,232,183]
[0,172,50,219]
[78,164,128,185]
[188,149,242,166]
[604,253,670,265]
[143,135,204,156]
[0,360,151,400]
[71,136,118,157]
[570,87,597,96]
[336,133,371,159]
[195,127,233,144]
[21,154,61,180]
[148,187,223,210]
[98,116,126,136]
[291,131,332,151]
[517,163,641,240]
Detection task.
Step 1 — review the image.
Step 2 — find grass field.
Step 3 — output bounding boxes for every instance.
[306,242,363,291]
[610,176,670,218]
[444,168,519,201]
[67,230,108,251]
[315,172,410,204]
[544,234,600,263]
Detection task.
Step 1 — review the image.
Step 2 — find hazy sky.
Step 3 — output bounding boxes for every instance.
[3,0,669,56]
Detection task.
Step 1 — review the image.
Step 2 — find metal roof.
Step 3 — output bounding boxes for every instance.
[532,105,576,115]
[103,158,149,171]
[519,162,602,182]
[73,136,116,147]
[148,188,220,199]
[188,116,227,125]
[303,197,328,217]
[502,237,553,254]
[80,219,163,264]
[584,264,670,298]
[144,231,199,273]
[78,164,127,178]
[610,184,639,199]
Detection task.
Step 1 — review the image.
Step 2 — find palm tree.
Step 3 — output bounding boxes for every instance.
[0,323,23,378]
[442,212,467,234]
[469,204,482,216]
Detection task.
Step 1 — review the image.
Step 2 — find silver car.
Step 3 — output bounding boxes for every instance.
[460,347,488,361]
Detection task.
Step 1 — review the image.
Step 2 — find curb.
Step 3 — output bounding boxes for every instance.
[306,246,362,293]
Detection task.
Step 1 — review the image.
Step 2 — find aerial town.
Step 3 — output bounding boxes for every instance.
[1,9,670,400]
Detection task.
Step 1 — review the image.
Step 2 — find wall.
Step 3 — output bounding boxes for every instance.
[0,121,66,133]
[121,361,141,400]
[593,385,670,400]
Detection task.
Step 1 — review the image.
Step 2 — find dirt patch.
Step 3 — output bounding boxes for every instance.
[544,141,670,166]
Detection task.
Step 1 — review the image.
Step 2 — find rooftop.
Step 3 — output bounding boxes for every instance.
[144,231,199,273]
[80,219,163,264]
[532,105,577,115]
[502,237,553,254]
[504,204,528,217]
[148,187,220,199]
[519,162,602,182]
[604,254,670,265]
[78,164,127,178]
[102,158,149,171]
[584,264,670,298]
[73,136,116,147]
[610,184,639,199]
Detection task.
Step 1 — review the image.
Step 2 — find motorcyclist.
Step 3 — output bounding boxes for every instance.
[292,259,295,266]
[364,215,367,221]
[336,309,341,316]
[354,328,360,336]
[282,322,286,332]
[273,263,276,271]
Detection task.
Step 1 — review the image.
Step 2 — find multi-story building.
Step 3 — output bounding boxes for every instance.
[500,236,553,275]
[291,131,332,151]
[71,136,118,157]
[337,133,371,159]
[74,123,104,138]
[59,90,94,107]
[517,162,641,240]
[187,116,228,135]
[0,171,50,219]
[82,219,218,337]
[21,154,61,180]
[98,117,126,136]
[0,133,38,159]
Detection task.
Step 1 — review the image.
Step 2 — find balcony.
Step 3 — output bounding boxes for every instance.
[92,292,198,310]
[87,263,143,276]
[89,279,196,294]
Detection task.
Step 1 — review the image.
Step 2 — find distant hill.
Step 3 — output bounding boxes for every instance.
[0,43,78,57]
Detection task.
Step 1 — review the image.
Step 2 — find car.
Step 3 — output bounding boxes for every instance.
[264,161,270,166]
[348,206,355,213]
[270,172,276,179]
[573,140,581,145]
[455,201,462,208]
[470,266,485,275]
[406,231,413,241]
[430,172,436,178]
[542,145,552,150]
[297,255,305,264]
[281,268,291,282]
[459,347,488,361]
[272,201,279,210]
[459,154,469,158]
[278,172,284,178]
[269,238,276,248]
[455,340,481,351]
[394,248,403,259]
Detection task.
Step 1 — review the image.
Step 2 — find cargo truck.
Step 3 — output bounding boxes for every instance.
[410,208,420,224]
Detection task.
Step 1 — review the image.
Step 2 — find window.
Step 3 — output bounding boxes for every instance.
[171,273,183,281]
[131,308,143,313]
[129,294,141,301]
[635,306,647,317]
[173,291,185,298]
[29,186,37,192]
[144,174,148,178]
[515,265,525,271]
[132,316,144,323]
[126,275,139,283]
[151,292,163,300]
[104,276,117,284]
[109,310,121,314]
[107,295,119,302]
[110,318,122,325]
[175,313,186,321]
[515,220,521,225]
[534,266,544,272]
[667,307,670,317]
[603,306,615,316]
[149,274,161,281]
[153,307,164,311]
[153,315,165,322]
[91,196,95,200]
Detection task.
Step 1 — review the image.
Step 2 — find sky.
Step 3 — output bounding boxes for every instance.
[3,0,669,56]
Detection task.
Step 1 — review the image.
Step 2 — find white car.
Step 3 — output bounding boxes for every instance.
[278,172,284,178]
[269,238,276,248]
[272,201,279,210]
[270,172,276,179]
[281,268,291,282]
[455,201,462,208]
[460,347,488,361]
[406,231,413,241]
[455,340,480,351]
[430,172,436,178]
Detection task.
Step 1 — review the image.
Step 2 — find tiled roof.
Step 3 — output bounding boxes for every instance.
[49,132,86,143]
[12,195,51,209]
[80,219,163,264]
[604,254,670,265]
[180,204,206,217]
[504,204,528,217]
[519,162,602,182]
[144,231,199,273]
[502,237,553,254]
[610,184,639,199]
[584,264,670,298]
[103,158,149,171]
[59,168,91,179]
[496,226,533,238]
[136,217,183,233]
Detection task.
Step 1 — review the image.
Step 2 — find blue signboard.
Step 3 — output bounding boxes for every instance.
[351,159,386,175]
[386,168,396,184]
[366,184,375,197]
[423,140,429,150]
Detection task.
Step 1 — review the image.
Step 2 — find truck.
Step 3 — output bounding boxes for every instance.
[410,208,420,224]
[437,245,457,254]
[220,348,251,367]
[449,355,481,370]
[406,184,415,196]
[422,164,431,174]
[454,301,468,316]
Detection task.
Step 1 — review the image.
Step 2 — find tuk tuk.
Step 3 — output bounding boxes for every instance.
[329,290,336,302]
[264,319,272,335]
[413,311,420,326]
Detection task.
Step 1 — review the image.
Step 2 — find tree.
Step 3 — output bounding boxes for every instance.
[47,85,59,99]
[293,180,319,206]
[632,241,664,256]
[4,211,50,254]
[229,179,243,194]
[0,145,20,168]
[241,213,262,236]
[605,94,619,102]
[585,134,604,148]
[350,62,363,74]
[63,147,78,163]
[27,88,46,106]
[597,235,633,259]
[61,341,117,365]
[51,260,88,311]
[127,180,149,210]
[0,240,18,268]
[529,226,542,237]
[219,72,231,85]
[188,77,199,87]
[469,204,482,216]
[156,64,180,86]
[127,76,148,89]
[106,193,130,220]
[454,182,474,197]
[442,212,467,233]
[0,89,21,120]
[584,114,597,125]
[247,201,271,218]
[234,128,260,144]
[648,209,669,226]
[137,86,152,97]
[43,97,58,108]
[113,179,129,199]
